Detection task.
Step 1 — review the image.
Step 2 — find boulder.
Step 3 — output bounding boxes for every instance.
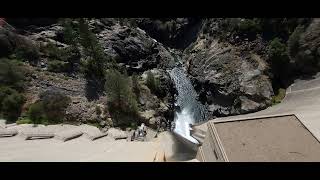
[106,117,113,126]
[139,110,156,121]
[158,102,169,113]
[0,119,6,128]
[149,117,157,126]
[99,121,106,127]
[28,25,67,48]
[107,128,128,139]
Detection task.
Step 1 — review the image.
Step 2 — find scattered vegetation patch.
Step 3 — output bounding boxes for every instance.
[85,122,100,128]
[47,60,70,73]
[16,118,33,125]
[271,88,286,105]
[41,42,80,73]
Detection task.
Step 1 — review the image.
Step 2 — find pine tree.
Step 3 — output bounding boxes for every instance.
[78,18,107,89]
[62,18,78,46]
[131,73,140,99]
[146,71,160,94]
[105,69,138,126]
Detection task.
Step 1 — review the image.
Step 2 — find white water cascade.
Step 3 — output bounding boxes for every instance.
[173,108,199,144]
[169,67,208,144]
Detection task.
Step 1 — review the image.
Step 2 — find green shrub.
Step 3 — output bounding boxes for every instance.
[0,58,25,91]
[268,38,288,60]
[28,101,45,124]
[268,38,291,88]
[63,45,81,71]
[105,69,138,127]
[0,86,25,122]
[1,91,25,122]
[86,122,100,128]
[42,43,72,62]
[237,19,262,37]
[146,71,160,94]
[79,18,93,55]
[15,39,40,64]
[42,42,61,59]
[79,18,106,62]
[16,118,33,125]
[0,59,26,122]
[47,60,70,73]
[61,18,78,45]
[271,88,286,105]
[42,42,80,73]
[258,18,310,41]
[39,90,71,123]
[0,86,16,111]
[82,57,105,81]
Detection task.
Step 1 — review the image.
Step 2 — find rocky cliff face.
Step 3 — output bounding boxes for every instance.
[95,21,176,72]
[184,37,273,116]
[3,18,317,127]
[1,18,177,129]
[289,18,320,75]
[134,18,275,117]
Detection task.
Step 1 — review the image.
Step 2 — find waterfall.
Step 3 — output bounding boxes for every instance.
[169,67,208,144]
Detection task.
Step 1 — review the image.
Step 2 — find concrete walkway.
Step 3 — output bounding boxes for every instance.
[0,124,165,162]
[193,73,320,162]
[0,134,161,162]
[194,72,320,142]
